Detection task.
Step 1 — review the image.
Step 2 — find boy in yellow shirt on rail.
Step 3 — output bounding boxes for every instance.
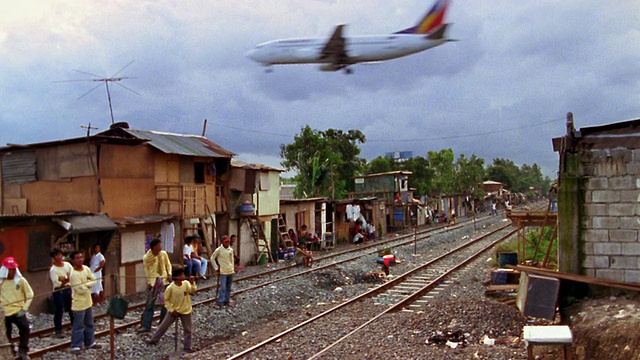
[146,267,197,353]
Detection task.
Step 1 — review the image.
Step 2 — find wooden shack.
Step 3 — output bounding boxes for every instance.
[228,160,282,266]
[0,122,234,309]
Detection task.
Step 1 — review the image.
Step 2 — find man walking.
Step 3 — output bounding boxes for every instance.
[139,238,172,332]
[211,235,235,308]
[68,251,101,355]
[0,257,33,360]
[145,268,197,353]
[49,248,73,338]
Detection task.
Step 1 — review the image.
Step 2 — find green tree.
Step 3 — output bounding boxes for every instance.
[453,154,486,198]
[280,126,365,199]
[486,158,521,191]
[365,156,395,174]
[401,156,434,196]
[427,149,455,194]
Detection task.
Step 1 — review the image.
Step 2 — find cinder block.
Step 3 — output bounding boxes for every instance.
[624,270,640,283]
[583,229,609,242]
[609,203,636,216]
[583,255,609,268]
[627,162,640,175]
[594,162,626,177]
[619,216,640,230]
[593,242,621,255]
[619,190,640,203]
[586,177,608,190]
[583,204,608,216]
[610,256,638,269]
[632,149,640,162]
[595,269,624,282]
[611,148,632,163]
[609,229,638,242]
[592,216,620,229]
[591,190,620,203]
[582,242,594,255]
[609,176,635,190]
[621,243,640,255]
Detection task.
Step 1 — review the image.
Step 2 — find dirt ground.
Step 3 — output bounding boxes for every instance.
[561,294,640,360]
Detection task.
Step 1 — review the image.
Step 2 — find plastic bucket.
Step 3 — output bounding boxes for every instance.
[258,253,268,265]
[498,252,518,268]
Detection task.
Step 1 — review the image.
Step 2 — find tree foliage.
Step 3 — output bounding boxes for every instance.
[453,154,485,198]
[280,126,365,199]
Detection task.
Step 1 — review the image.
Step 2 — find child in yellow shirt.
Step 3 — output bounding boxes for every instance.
[146,267,197,353]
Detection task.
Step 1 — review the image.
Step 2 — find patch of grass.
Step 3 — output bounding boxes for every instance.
[493,226,557,266]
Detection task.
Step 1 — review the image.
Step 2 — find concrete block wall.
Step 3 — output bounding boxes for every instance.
[581,148,640,283]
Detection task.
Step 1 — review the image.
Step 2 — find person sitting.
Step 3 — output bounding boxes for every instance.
[294,246,313,268]
[298,225,309,249]
[183,236,199,277]
[353,228,365,245]
[190,235,207,280]
[287,229,298,247]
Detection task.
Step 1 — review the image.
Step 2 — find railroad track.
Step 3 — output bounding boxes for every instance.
[224,224,517,359]
[20,206,529,358]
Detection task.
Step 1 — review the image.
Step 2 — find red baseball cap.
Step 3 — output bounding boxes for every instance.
[2,257,18,269]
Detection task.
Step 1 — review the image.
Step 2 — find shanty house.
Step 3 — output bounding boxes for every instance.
[279,197,333,250]
[0,122,234,309]
[227,160,282,265]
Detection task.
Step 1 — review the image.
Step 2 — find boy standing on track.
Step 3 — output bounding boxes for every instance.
[145,267,197,353]
[68,250,101,355]
[0,257,33,360]
[211,235,235,309]
[139,238,172,333]
[49,248,74,338]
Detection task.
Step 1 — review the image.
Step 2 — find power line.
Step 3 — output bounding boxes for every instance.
[209,117,562,142]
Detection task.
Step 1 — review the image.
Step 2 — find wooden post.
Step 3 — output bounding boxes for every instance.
[110,274,117,360]
[0,306,14,359]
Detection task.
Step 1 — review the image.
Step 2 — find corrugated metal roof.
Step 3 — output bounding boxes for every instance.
[123,129,235,158]
[231,160,283,172]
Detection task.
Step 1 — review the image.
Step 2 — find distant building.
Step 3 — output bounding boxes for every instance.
[385,151,414,163]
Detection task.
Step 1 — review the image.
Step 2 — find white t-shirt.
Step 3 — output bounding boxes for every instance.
[90,252,105,279]
[183,244,194,259]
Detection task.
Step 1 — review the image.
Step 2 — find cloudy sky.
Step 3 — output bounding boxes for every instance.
[1,0,639,178]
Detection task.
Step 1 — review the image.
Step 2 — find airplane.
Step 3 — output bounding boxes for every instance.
[246,0,454,74]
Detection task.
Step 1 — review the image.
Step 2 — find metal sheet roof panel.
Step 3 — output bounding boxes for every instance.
[123,129,235,158]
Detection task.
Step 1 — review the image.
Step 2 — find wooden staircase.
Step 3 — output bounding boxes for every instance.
[243,215,273,263]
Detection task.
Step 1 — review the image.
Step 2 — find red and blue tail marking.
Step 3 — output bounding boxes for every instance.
[394,0,450,35]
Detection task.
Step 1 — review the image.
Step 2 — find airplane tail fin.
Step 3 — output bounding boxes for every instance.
[394,0,450,35]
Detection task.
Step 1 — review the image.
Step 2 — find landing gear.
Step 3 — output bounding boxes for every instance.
[343,67,353,74]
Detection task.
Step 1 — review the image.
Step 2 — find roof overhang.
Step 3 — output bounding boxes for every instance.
[55,214,117,234]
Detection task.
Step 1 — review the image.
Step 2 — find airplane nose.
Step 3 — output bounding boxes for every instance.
[245,49,258,62]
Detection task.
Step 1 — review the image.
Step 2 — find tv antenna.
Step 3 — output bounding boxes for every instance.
[55,60,140,124]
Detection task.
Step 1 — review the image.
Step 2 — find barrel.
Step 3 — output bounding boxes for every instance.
[498,252,518,268]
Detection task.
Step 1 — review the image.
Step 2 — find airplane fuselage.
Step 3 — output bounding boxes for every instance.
[248,34,446,66]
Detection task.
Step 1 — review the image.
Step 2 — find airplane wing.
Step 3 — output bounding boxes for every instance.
[319,25,350,67]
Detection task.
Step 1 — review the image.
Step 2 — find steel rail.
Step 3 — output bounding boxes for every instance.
[308,227,517,359]
[227,223,514,359]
